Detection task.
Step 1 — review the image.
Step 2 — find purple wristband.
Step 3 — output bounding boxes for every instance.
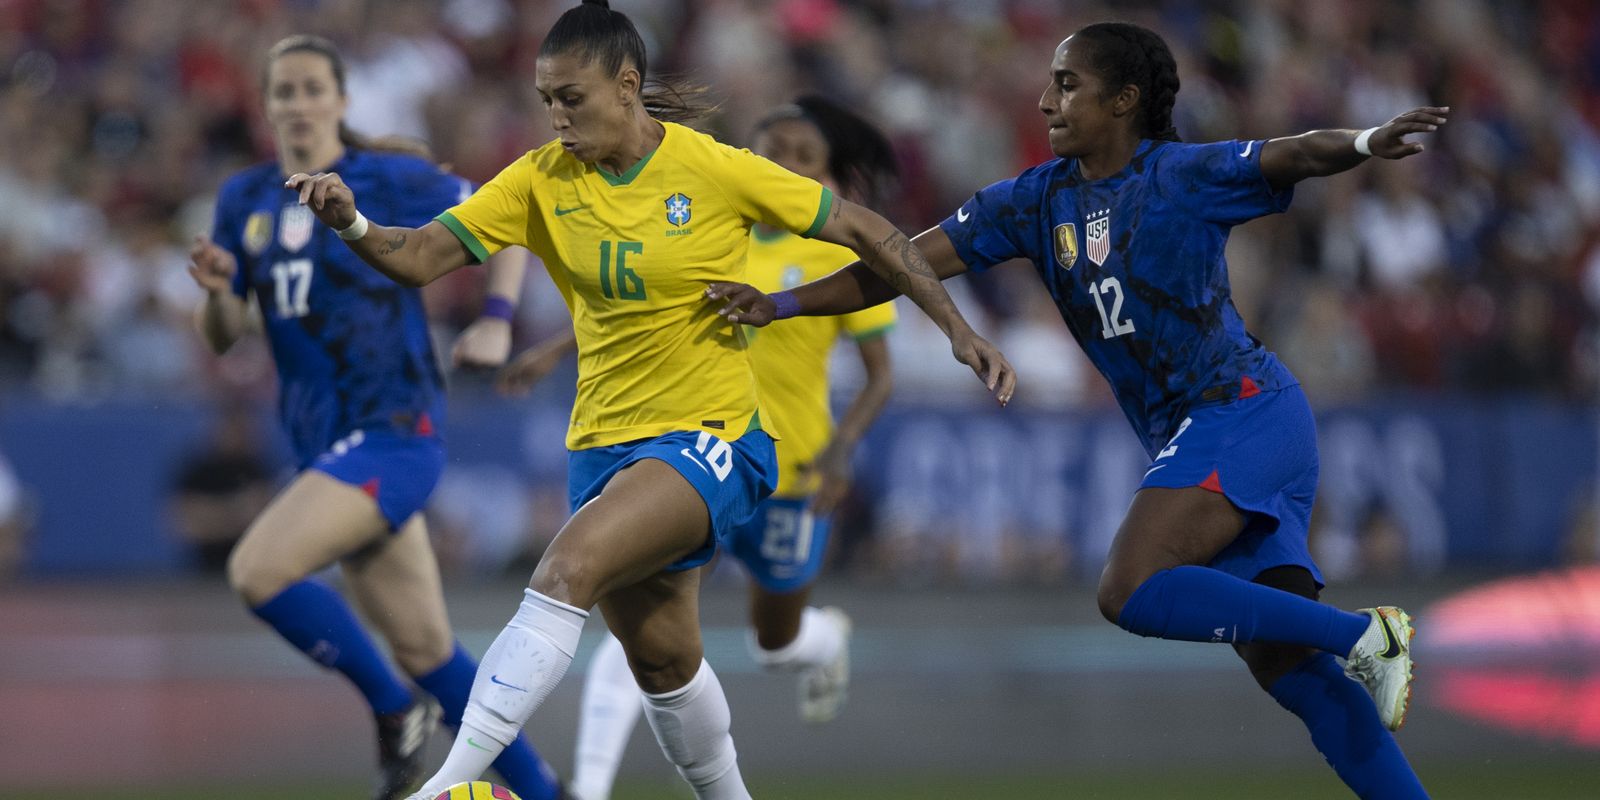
[482,295,515,322]
[771,290,800,320]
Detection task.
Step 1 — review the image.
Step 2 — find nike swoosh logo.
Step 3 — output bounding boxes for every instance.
[1377,614,1402,659]
[1143,464,1168,479]
[680,448,711,475]
[956,207,971,223]
[554,205,588,217]
[489,674,528,692]
[467,737,494,752]
[1239,141,1254,158]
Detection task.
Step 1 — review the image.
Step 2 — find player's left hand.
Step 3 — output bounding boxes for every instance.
[950,326,1016,407]
[1368,106,1449,159]
[803,444,854,517]
[452,317,513,369]
[705,282,776,326]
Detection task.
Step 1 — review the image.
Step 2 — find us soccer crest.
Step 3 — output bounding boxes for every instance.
[278,204,315,252]
[243,211,273,256]
[1086,208,1110,266]
[1053,223,1078,270]
[665,193,692,226]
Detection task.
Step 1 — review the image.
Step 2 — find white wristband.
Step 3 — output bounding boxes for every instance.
[336,211,369,241]
[1353,127,1379,157]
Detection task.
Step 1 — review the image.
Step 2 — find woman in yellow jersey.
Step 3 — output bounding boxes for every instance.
[285,2,1012,798]
[496,96,900,800]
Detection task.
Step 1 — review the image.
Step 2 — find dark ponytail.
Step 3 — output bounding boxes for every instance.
[1073,22,1181,142]
[263,34,435,160]
[541,0,716,124]
[757,95,899,206]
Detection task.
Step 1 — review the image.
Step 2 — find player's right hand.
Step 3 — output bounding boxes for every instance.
[496,337,569,397]
[284,171,358,230]
[705,282,776,326]
[950,326,1017,407]
[187,234,237,294]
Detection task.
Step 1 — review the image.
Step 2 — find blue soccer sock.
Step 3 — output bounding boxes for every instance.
[1270,653,1428,799]
[416,642,564,800]
[1117,566,1371,654]
[251,579,413,715]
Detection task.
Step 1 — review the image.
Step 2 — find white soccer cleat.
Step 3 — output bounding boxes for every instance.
[1344,606,1416,731]
[799,606,852,723]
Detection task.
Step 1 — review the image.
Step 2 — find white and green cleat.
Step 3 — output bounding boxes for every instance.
[1344,606,1416,731]
[799,606,853,724]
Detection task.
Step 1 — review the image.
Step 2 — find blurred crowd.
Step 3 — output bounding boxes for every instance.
[0,0,1598,582]
[0,0,1596,406]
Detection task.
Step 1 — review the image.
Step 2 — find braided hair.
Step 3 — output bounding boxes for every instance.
[1072,22,1181,142]
[541,0,715,124]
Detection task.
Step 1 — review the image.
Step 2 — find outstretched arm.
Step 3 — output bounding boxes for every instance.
[1260,106,1449,191]
[284,171,475,287]
[708,225,969,322]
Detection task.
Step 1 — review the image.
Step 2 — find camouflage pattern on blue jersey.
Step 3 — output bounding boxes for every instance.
[211,149,470,466]
[940,138,1300,457]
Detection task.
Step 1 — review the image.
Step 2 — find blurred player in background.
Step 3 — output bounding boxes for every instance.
[186,34,563,800]
[494,95,900,800]
[283,1,1010,796]
[711,21,1444,799]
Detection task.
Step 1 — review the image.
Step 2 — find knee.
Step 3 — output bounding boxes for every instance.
[1096,563,1157,626]
[227,546,294,606]
[530,548,599,609]
[389,623,454,676]
[628,649,702,695]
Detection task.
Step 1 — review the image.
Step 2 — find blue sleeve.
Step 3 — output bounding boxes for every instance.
[383,156,473,228]
[937,174,1040,273]
[209,177,249,299]
[1159,140,1293,226]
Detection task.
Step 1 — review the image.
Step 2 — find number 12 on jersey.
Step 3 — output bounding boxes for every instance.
[1088,276,1135,339]
[598,240,646,300]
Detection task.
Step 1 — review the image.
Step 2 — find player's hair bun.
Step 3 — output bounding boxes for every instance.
[581,0,611,8]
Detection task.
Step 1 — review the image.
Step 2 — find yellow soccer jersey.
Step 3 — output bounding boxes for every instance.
[745,227,896,498]
[436,122,833,449]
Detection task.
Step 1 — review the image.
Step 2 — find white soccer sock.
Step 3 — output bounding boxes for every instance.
[572,633,643,800]
[414,589,587,798]
[641,660,750,800]
[747,606,842,672]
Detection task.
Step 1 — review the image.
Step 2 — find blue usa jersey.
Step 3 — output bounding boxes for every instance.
[941,139,1300,457]
[210,149,469,467]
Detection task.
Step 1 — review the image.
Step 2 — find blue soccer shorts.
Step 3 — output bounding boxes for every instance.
[311,428,445,530]
[568,428,778,571]
[721,496,832,593]
[1138,384,1324,586]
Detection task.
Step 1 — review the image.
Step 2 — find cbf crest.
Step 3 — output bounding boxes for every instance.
[665,193,692,227]
[243,211,273,256]
[1086,208,1110,266]
[278,204,315,252]
[1052,223,1078,270]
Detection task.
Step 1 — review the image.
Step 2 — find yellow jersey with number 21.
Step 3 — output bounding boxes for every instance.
[436,121,833,450]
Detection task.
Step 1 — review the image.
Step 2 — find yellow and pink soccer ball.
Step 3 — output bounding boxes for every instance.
[432,782,522,800]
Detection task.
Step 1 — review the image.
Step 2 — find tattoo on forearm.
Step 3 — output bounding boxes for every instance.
[865,229,956,314]
[376,232,407,255]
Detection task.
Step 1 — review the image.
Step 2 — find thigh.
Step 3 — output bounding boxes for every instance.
[1104,485,1246,586]
[342,515,454,674]
[598,566,703,694]
[534,457,712,609]
[228,470,390,601]
[1232,565,1322,690]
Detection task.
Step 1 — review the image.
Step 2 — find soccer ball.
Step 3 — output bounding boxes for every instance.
[432,782,522,800]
